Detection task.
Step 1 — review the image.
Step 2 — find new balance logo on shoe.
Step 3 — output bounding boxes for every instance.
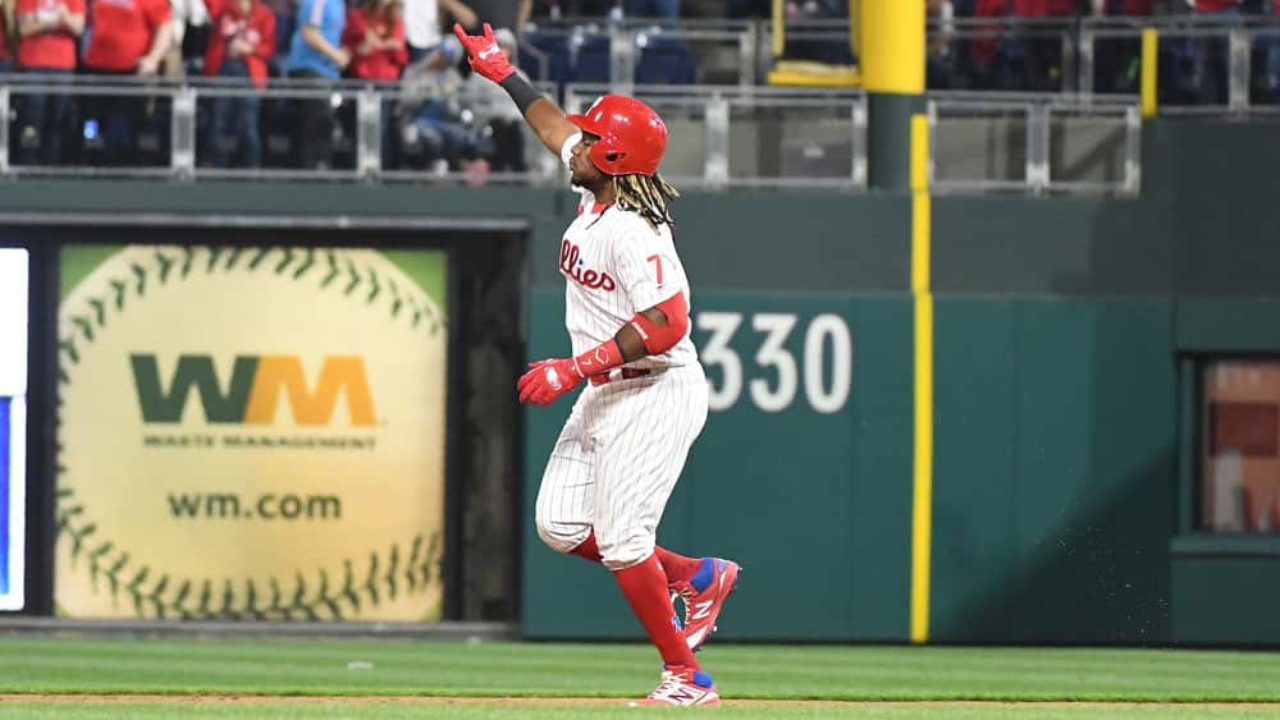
[633,670,721,707]
[667,688,698,703]
[690,600,714,621]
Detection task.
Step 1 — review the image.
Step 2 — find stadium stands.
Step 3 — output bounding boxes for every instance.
[0,4,1276,185]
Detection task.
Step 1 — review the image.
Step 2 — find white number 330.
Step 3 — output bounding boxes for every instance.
[696,311,853,414]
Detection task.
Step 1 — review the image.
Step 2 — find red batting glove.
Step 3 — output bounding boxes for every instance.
[452,22,516,83]
[517,357,584,406]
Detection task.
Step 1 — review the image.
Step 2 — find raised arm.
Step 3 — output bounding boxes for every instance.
[453,22,578,155]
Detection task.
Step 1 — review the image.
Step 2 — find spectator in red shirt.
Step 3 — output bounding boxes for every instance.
[970,0,1009,88]
[343,0,406,166]
[343,0,407,81]
[202,0,275,167]
[1012,0,1075,14]
[80,0,173,165]
[1194,0,1238,10]
[13,0,84,165]
[83,0,172,74]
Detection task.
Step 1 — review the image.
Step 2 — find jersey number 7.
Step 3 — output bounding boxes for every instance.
[647,254,664,285]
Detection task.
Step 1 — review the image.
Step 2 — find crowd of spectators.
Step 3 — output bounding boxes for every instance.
[1,0,1279,172]
[926,0,1280,102]
[0,0,535,171]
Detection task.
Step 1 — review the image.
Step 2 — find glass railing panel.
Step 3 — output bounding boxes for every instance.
[929,93,1141,196]
[6,78,177,175]
[377,83,566,186]
[192,83,361,177]
[1047,104,1139,194]
[931,100,1032,193]
[565,84,866,190]
[725,93,864,189]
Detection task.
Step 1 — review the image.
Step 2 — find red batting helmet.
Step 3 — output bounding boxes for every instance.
[566,95,668,177]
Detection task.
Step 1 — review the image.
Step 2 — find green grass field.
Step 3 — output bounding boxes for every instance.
[3,636,1280,719]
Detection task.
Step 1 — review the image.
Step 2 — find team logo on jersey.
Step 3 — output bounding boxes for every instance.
[559,239,617,292]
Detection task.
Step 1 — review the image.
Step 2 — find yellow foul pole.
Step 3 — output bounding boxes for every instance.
[860,0,925,94]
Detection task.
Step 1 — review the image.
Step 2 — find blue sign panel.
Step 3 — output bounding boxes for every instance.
[0,248,27,612]
[0,397,9,598]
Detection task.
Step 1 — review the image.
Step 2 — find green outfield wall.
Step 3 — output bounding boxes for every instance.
[2,116,1278,644]
[522,289,914,641]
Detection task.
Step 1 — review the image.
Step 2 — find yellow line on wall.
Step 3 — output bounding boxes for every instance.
[1141,28,1159,119]
[772,0,785,58]
[910,116,931,294]
[909,114,933,645]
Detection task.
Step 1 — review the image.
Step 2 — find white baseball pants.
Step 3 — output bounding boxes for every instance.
[535,364,710,570]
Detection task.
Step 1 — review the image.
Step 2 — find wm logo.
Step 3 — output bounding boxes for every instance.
[131,355,376,426]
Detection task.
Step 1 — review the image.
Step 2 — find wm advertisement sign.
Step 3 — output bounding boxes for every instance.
[56,245,448,621]
[133,355,375,429]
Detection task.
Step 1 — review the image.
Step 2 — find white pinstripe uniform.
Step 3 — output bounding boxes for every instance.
[534,133,710,571]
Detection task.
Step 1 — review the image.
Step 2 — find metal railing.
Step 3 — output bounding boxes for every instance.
[564,84,867,190]
[522,18,760,87]
[1075,15,1280,114]
[1,76,1151,195]
[539,13,1280,112]
[928,17,1080,92]
[927,91,1141,196]
[0,75,562,183]
[522,16,856,88]
[0,77,869,189]
[928,15,1280,113]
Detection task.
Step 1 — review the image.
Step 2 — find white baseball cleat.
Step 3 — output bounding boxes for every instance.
[629,669,722,707]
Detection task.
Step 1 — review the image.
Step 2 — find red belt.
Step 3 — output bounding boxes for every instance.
[589,368,654,386]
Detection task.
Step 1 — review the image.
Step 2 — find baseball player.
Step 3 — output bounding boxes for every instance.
[454,23,741,707]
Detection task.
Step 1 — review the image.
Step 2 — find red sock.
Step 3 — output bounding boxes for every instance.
[573,534,702,588]
[654,547,702,585]
[613,554,699,671]
[569,532,602,563]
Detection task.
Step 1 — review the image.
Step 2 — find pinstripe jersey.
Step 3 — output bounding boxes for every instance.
[532,134,711,570]
[559,133,699,370]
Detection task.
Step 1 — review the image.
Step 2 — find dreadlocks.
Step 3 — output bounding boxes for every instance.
[613,173,680,228]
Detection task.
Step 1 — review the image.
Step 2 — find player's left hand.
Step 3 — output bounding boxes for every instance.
[518,357,584,406]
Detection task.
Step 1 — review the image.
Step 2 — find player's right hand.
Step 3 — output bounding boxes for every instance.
[518,357,584,406]
[452,22,515,84]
